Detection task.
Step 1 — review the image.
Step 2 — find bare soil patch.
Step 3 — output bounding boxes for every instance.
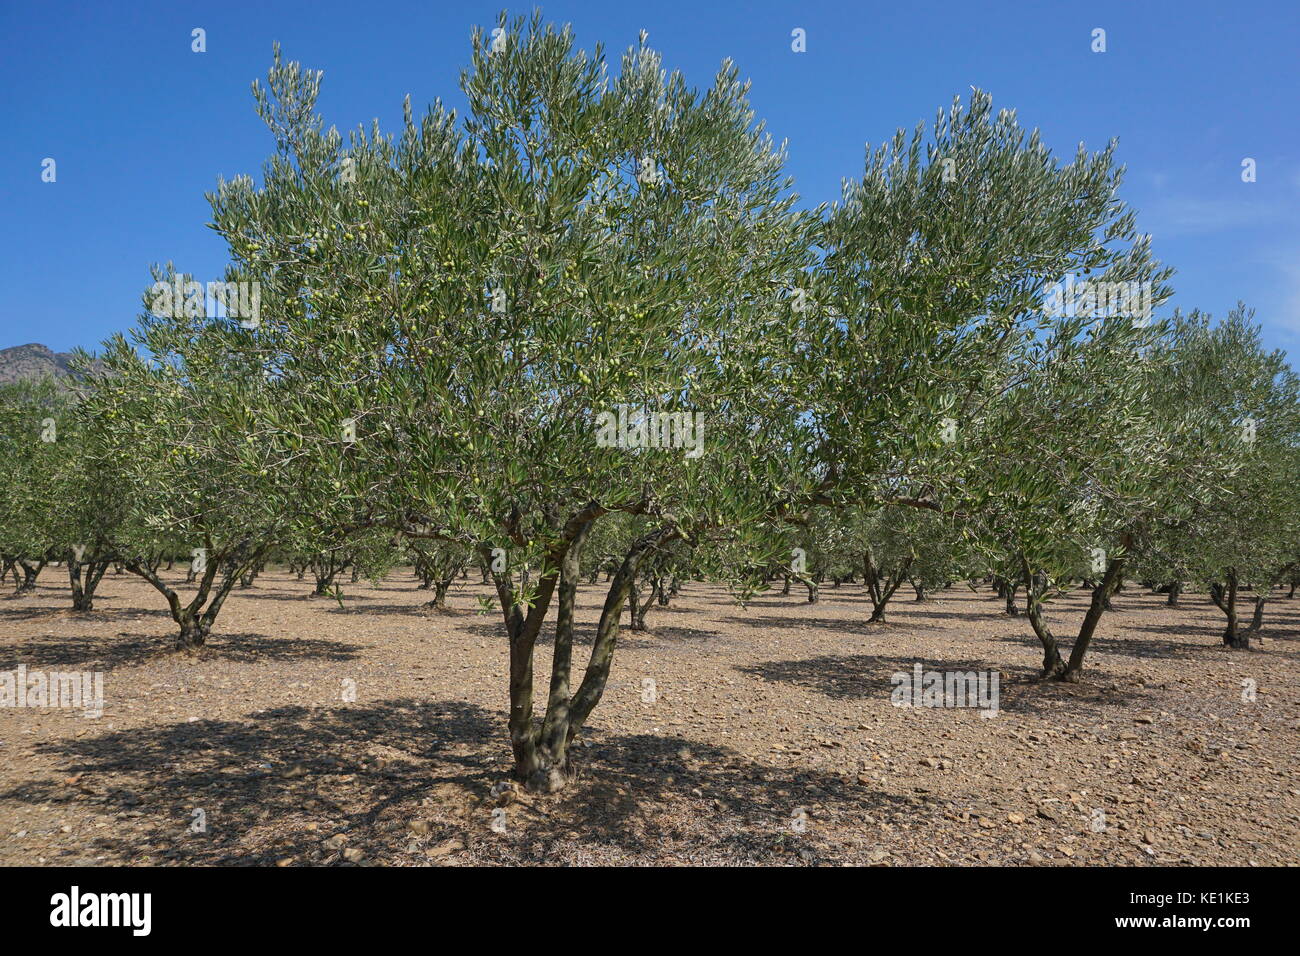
[1,570,1296,866]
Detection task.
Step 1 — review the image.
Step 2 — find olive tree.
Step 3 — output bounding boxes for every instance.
[963,316,1175,681]
[858,504,967,619]
[75,273,302,650]
[1141,307,1300,648]
[793,91,1174,675]
[49,382,125,611]
[0,379,64,593]
[207,16,821,790]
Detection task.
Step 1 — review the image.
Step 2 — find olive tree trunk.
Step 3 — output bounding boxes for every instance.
[495,514,677,793]
[68,552,112,612]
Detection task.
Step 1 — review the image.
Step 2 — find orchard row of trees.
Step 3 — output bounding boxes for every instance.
[3,14,1297,791]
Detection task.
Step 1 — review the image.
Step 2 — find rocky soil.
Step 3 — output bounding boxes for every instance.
[1,569,1296,866]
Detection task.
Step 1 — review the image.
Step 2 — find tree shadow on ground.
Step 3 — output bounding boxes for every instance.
[739,652,1031,696]
[476,728,934,865]
[619,623,724,649]
[325,601,455,617]
[0,605,78,622]
[2,697,939,866]
[220,591,333,603]
[1112,635,1300,663]
[0,632,163,671]
[722,607,1022,630]
[720,614,875,633]
[0,605,172,624]
[2,699,499,865]
[736,650,1150,719]
[0,631,365,671]
[876,607,1023,623]
[456,619,723,650]
[192,632,368,664]
[987,629,1287,664]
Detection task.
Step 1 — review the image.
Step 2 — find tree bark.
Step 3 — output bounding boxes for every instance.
[68,553,111,612]
[128,540,260,653]
[863,552,911,623]
[1003,581,1019,616]
[495,534,569,792]
[804,577,819,604]
[176,613,210,651]
[311,554,350,596]
[1020,552,1124,681]
[16,558,45,593]
[1021,559,1065,678]
[1060,555,1126,681]
[1246,594,1266,634]
[1217,569,1247,649]
[532,521,593,793]
[566,528,678,743]
[633,576,655,629]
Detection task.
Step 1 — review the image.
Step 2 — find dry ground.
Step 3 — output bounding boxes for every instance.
[1,568,1296,866]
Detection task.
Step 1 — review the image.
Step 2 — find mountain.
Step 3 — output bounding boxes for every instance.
[0,343,80,385]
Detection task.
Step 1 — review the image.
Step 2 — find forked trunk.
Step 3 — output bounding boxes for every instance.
[502,518,676,792]
[312,562,341,596]
[176,616,206,655]
[68,556,111,612]
[655,576,669,606]
[633,578,655,629]
[16,559,45,593]
[1020,553,1124,682]
[863,552,911,623]
[127,543,257,656]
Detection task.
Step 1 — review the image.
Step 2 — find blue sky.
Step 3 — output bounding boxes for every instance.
[2,0,1298,356]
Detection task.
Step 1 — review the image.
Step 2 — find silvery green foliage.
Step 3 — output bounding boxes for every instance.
[801,90,1174,508]
[1137,307,1300,629]
[211,20,820,577]
[203,13,824,785]
[0,378,66,569]
[40,10,1299,759]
